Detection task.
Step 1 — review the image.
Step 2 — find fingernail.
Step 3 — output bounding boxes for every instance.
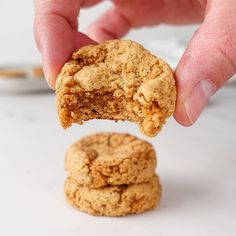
[42,61,55,90]
[185,80,216,124]
[44,70,53,89]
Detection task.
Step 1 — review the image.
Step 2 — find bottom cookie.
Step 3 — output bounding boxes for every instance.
[64,175,161,216]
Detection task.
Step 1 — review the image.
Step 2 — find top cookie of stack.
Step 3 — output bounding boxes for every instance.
[65,132,157,188]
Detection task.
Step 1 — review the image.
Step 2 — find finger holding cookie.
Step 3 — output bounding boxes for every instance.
[34,0,236,126]
[174,0,236,126]
[33,0,98,89]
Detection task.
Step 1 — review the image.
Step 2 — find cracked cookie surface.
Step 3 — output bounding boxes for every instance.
[65,132,157,188]
[64,174,161,216]
[56,40,176,137]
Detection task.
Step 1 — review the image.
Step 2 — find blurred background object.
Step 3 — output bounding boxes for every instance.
[0,64,49,93]
[0,1,48,93]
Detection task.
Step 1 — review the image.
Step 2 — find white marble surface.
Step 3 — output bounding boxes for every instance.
[1,1,236,235]
[0,75,236,236]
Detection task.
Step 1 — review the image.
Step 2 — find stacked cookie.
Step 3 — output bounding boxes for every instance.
[64,132,161,216]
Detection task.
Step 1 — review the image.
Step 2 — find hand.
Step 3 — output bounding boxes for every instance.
[33,0,99,89]
[34,0,236,126]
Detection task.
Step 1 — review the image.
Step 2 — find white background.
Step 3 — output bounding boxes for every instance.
[0,0,196,65]
[0,1,236,236]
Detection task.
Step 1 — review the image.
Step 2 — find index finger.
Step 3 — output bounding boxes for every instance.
[34,0,96,89]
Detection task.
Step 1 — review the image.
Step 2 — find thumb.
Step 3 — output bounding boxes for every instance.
[174,0,236,126]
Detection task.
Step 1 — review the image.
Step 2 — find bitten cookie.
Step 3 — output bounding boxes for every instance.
[64,174,161,216]
[65,132,157,188]
[56,40,176,137]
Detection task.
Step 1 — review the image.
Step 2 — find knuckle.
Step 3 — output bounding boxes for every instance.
[218,32,236,72]
[199,24,236,72]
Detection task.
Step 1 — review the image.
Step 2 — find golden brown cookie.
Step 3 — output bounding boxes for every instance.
[65,132,157,188]
[64,174,161,216]
[56,40,176,137]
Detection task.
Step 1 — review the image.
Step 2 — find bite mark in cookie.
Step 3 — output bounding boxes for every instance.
[56,40,176,137]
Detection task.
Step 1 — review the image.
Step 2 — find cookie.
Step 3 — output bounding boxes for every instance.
[56,40,176,137]
[64,174,161,216]
[32,66,44,78]
[0,69,26,78]
[65,132,157,188]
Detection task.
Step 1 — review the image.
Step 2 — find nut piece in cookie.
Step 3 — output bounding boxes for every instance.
[65,132,157,188]
[64,174,161,216]
[56,40,176,137]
